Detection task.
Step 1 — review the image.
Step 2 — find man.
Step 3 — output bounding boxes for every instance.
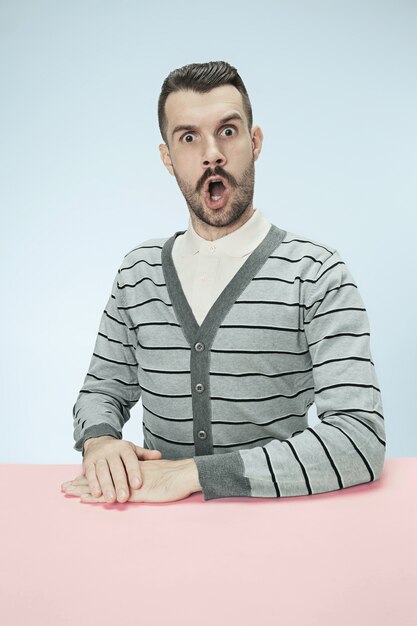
[61,60,386,504]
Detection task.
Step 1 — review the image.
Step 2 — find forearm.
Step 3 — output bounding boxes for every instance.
[194,416,385,501]
[72,267,142,454]
[73,392,125,453]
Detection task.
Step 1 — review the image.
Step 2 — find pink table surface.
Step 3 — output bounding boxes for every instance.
[0,458,416,626]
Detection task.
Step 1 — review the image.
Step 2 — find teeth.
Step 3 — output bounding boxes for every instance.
[207,178,222,189]
[211,195,221,201]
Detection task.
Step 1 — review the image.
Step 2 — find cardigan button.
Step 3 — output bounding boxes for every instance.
[194,342,205,352]
[198,430,207,440]
[195,383,205,393]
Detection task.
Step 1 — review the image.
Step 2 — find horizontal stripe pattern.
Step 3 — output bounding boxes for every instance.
[72,229,386,500]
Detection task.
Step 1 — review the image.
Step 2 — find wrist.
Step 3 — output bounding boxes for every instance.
[181,458,202,493]
[83,435,116,454]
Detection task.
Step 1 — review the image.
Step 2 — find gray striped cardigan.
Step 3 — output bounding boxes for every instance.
[72,223,386,500]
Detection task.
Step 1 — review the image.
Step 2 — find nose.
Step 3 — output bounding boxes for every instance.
[201,137,226,170]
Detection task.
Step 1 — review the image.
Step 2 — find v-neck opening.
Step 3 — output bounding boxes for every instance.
[161,223,287,348]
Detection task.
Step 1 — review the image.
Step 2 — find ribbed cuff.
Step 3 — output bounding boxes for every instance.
[74,424,122,455]
[193,450,251,500]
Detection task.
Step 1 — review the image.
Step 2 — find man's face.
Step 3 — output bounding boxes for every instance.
[159,85,263,232]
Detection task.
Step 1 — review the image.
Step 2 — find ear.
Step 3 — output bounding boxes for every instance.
[251,126,264,162]
[159,143,175,176]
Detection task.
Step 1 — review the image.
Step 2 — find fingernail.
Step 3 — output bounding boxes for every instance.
[119,490,127,499]
[132,478,140,487]
[67,485,75,491]
[106,491,114,500]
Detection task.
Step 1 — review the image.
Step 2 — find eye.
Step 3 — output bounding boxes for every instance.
[181,133,196,143]
[220,126,237,137]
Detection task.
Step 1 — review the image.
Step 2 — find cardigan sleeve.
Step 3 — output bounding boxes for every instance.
[72,267,142,455]
[193,250,387,500]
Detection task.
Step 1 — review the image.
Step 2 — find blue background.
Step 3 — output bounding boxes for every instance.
[0,0,415,462]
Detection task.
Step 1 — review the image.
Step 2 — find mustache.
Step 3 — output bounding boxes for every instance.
[195,166,236,193]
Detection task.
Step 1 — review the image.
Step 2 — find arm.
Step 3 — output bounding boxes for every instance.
[193,250,386,500]
[72,267,142,455]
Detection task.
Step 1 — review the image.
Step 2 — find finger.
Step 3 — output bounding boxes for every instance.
[135,445,163,460]
[61,475,87,490]
[84,461,105,498]
[62,478,88,491]
[80,494,106,504]
[95,457,117,502]
[63,482,92,497]
[62,475,87,486]
[108,456,131,503]
[121,449,143,489]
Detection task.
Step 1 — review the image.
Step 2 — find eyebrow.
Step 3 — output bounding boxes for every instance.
[171,112,244,140]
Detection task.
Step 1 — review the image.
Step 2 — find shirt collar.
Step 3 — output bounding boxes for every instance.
[178,208,271,258]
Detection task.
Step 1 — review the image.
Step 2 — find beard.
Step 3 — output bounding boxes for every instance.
[172,158,255,228]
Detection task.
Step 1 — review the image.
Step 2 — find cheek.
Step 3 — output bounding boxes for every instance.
[178,160,200,186]
[172,150,197,175]
[228,137,252,160]
[228,150,252,175]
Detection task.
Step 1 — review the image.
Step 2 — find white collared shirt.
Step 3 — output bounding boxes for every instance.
[171,208,272,325]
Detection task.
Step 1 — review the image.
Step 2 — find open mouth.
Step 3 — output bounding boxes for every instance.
[203,176,230,210]
[208,179,226,201]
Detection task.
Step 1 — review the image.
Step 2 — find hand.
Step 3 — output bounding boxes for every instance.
[61,437,163,503]
[62,458,200,504]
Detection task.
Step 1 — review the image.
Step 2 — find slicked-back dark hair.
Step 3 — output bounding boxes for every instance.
[158,60,253,146]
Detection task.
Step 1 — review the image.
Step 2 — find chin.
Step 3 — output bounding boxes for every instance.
[189,196,251,228]
[203,204,231,220]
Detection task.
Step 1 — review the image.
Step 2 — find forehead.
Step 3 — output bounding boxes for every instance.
[165,85,246,130]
